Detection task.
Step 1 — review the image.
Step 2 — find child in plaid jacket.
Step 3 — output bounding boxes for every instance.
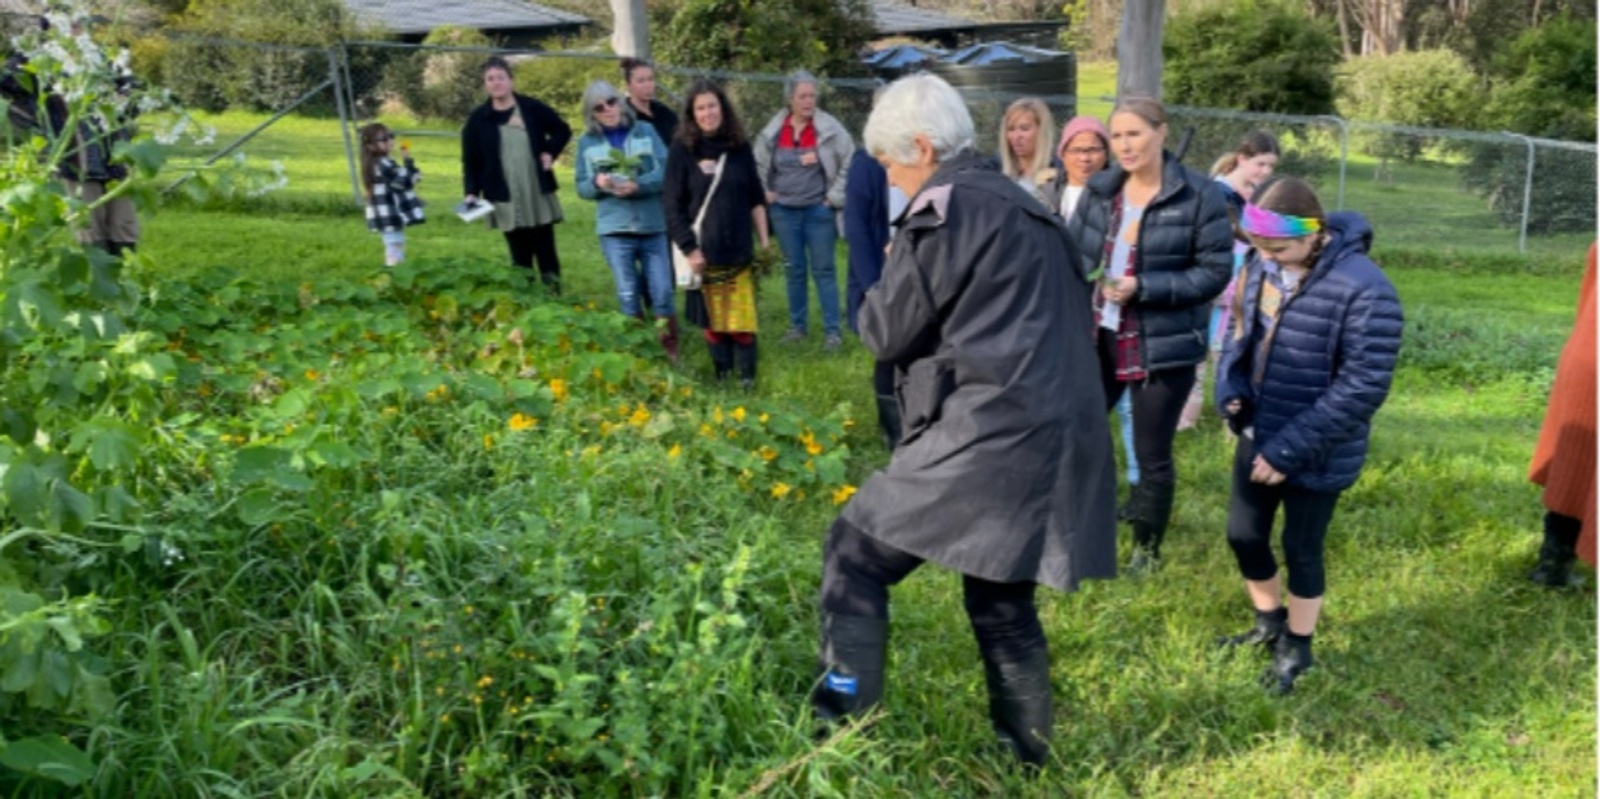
[361,123,424,266]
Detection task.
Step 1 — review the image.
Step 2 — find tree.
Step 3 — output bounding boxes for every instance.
[1164,0,1340,115]
[1116,0,1163,98]
[657,0,875,75]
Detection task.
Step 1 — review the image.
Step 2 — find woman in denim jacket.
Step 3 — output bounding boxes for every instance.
[574,79,677,360]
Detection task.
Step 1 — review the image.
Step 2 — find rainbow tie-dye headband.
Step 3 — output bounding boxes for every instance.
[1241,203,1321,238]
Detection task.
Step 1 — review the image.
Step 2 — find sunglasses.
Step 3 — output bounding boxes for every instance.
[593,97,619,113]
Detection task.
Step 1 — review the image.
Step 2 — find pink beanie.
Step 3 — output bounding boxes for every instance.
[1058,115,1110,159]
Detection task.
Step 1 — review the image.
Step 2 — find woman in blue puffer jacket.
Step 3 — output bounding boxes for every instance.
[1214,176,1404,695]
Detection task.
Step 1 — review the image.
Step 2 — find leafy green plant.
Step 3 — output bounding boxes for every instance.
[1163,0,1340,115]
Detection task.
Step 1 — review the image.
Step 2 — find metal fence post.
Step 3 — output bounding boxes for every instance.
[1504,132,1535,255]
[327,46,362,206]
[1316,115,1348,211]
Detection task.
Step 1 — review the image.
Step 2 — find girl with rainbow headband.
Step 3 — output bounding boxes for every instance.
[1214,176,1403,694]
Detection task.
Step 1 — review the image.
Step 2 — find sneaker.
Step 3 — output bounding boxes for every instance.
[823,333,843,351]
[782,328,807,343]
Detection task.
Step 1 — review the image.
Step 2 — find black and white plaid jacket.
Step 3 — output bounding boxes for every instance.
[366,157,425,233]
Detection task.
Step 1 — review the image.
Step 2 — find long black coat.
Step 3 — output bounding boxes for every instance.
[1066,152,1234,371]
[839,152,1117,592]
[461,93,572,201]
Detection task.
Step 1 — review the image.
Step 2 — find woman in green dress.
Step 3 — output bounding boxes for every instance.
[461,56,573,292]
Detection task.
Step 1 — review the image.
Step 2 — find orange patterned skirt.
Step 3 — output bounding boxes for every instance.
[701,267,758,334]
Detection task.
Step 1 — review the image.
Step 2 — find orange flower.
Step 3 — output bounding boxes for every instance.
[508,413,537,432]
[770,482,792,499]
[832,485,858,505]
[549,378,569,402]
[757,446,779,462]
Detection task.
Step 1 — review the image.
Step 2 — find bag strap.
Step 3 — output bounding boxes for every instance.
[692,154,728,231]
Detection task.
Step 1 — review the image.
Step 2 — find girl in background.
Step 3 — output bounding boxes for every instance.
[360,123,424,267]
[1180,130,1280,429]
[1215,177,1402,694]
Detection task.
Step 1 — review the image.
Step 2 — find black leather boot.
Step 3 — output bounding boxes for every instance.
[1218,606,1286,650]
[981,648,1053,768]
[1127,479,1174,575]
[708,339,733,381]
[1263,631,1313,695]
[813,614,888,726]
[734,338,757,392]
[875,393,902,451]
[1529,511,1582,588]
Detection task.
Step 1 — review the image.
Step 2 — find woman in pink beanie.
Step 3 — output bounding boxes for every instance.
[1051,115,1110,221]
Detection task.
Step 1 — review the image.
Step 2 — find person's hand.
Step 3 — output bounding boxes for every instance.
[1225,399,1242,415]
[1101,275,1138,305]
[595,173,611,190]
[1250,454,1286,486]
[765,191,777,205]
[688,249,706,275]
[464,194,478,205]
[613,179,637,197]
[540,153,554,171]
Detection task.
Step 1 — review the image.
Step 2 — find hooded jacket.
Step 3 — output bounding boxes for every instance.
[1067,151,1235,371]
[840,151,1117,592]
[1216,212,1404,492]
[753,109,854,209]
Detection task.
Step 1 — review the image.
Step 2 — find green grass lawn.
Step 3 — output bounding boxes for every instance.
[105,105,1599,796]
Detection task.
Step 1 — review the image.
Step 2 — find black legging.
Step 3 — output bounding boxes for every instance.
[1097,334,1196,487]
[503,224,561,290]
[1225,441,1341,598]
[820,519,1044,663]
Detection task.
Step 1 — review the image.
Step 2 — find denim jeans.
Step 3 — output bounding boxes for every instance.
[599,233,674,318]
[771,203,841,335]
[1115,392,1138,484]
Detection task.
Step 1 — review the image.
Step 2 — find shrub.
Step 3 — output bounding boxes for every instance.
[1459,16,1597,234]
[161,0,383,113]
[1163,0,1339,115]
[658,0,875,76]
[384,25,496,122]
[1337,49,1485,130]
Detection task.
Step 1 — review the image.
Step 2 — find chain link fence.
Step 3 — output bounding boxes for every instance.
[141,37,1595,257]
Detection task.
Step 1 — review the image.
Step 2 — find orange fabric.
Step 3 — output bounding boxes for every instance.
[1530,242,1598,566]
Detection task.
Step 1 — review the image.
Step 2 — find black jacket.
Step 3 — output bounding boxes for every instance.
[1217,213,1403,492]
[1067,151,1234,371]
[633,99,678,150]
[840,152,1117,592]
[461,93,572,201]
[662,137,766,266]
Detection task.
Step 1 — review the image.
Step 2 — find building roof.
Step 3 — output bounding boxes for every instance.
[871,1,975,36]
[342,0,590,38]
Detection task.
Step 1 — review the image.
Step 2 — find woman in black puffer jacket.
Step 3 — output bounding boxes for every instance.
[1066,97,1234,574]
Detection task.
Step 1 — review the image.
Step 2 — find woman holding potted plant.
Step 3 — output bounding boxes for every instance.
[575,79,678,360]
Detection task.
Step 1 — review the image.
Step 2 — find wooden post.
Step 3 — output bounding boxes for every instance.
[610,0,650,60]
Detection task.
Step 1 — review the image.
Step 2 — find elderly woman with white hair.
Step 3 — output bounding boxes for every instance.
[573,79,677,360]
[754,70,855,350]
[811,74,1116,768]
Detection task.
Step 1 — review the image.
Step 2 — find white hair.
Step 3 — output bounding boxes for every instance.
[863,74,974,165]
[784,70,818,102]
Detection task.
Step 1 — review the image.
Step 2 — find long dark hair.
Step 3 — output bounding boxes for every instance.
[675,80,746,149]
[358,122,389,199]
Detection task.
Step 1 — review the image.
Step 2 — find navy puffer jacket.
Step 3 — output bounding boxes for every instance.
[1067,151,1235,371]
[1216,212,1404,492]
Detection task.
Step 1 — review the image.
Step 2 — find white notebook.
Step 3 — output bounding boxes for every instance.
[454,199,494,223]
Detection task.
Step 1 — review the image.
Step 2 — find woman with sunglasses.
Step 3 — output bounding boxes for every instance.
[575,79,678,360]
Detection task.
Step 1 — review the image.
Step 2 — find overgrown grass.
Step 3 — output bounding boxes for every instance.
[66,102,1598,797]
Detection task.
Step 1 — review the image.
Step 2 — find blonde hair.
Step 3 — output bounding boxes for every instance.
[998,98,1055,181]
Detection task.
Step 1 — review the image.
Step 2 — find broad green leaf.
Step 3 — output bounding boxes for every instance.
[49,481,94,533]
[235,488,280,526]
[230,446,310,491]
[0,735,97,787]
